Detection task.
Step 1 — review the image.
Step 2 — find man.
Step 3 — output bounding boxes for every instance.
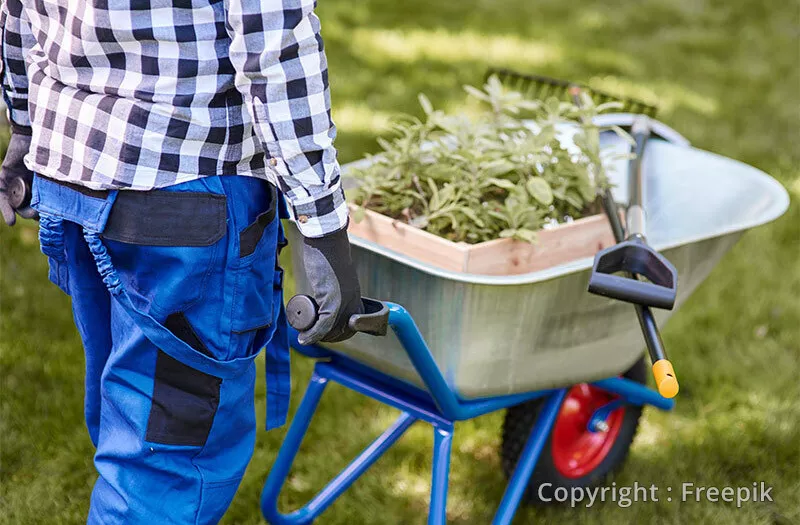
[0,0,362,522]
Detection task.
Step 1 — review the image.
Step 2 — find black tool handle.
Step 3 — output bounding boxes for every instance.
[286,295,389,337]
[588,272,676,310]
[594,205,678,396]
[590,117,678,397]
[588,238,678,310]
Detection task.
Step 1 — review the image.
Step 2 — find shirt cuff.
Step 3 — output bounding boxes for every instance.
[285,183,349,238]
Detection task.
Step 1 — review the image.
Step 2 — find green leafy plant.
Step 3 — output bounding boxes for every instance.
[348,75,633,243]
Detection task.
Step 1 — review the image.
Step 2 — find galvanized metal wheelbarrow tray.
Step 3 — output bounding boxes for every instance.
[287,126,789,399]
[260,120,789,524]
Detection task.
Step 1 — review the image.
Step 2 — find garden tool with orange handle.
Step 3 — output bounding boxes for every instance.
[586,112,680,398]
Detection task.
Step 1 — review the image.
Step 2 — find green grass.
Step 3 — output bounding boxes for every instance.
[1,0,799,523]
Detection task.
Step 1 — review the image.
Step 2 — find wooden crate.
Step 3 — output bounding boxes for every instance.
[347,206,617,276]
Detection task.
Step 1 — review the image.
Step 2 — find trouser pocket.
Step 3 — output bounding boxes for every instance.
[145,312,224,447]
[146,350,221,447]
[229,184,279,334]
[100,186,227,314]
[38,214,70,295]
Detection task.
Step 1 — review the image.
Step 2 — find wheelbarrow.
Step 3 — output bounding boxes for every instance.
[259,101,789,523]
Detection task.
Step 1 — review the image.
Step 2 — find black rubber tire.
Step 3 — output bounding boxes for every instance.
[500,358,647,505]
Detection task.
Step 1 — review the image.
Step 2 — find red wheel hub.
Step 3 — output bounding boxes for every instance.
[551,383,625,478]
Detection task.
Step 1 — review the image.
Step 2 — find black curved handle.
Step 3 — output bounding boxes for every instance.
[587,239,678,310]
[286,295,389,337]
[588,272,676,310]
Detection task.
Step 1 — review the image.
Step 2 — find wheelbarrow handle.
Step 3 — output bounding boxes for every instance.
[286,295,390,337]
[6,175,38,220]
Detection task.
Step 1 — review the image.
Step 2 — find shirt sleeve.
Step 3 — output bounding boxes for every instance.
[1,0,34,129]
[224,0,348,238]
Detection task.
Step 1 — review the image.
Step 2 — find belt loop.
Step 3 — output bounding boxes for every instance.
[94,190,119,234]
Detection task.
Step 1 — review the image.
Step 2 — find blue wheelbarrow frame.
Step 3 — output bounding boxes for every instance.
[260,103,790,524]
[260,302,674,525]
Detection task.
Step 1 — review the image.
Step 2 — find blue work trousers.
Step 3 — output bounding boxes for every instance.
[31,174,290,524]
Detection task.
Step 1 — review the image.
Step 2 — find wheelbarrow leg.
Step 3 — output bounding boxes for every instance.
[429,425,454,525]
[492,389,568,525]
[261,370,329,525]
[261,365,418,525]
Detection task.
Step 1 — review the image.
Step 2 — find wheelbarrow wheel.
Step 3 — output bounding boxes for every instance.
[501,357,647,505]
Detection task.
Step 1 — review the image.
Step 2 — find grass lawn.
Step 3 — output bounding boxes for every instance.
[1,0,799,523]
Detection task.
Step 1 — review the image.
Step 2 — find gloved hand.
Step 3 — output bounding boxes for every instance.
[1,123,37,226]
[297,226,364,345]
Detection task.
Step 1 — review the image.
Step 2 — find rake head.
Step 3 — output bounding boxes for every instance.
[487,67,659,118]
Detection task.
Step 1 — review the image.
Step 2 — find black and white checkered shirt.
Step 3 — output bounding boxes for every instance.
[0,0,347,237]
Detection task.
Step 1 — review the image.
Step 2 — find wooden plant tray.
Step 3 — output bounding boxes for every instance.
[347,206,618,276]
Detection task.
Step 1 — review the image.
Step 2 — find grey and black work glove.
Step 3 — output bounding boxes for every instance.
[1,123,37,226]
[297,226,364,345]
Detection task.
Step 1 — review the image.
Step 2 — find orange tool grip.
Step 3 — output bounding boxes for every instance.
[652,359,679,398]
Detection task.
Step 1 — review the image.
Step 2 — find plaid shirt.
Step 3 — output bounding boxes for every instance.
[0,0,347,237]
